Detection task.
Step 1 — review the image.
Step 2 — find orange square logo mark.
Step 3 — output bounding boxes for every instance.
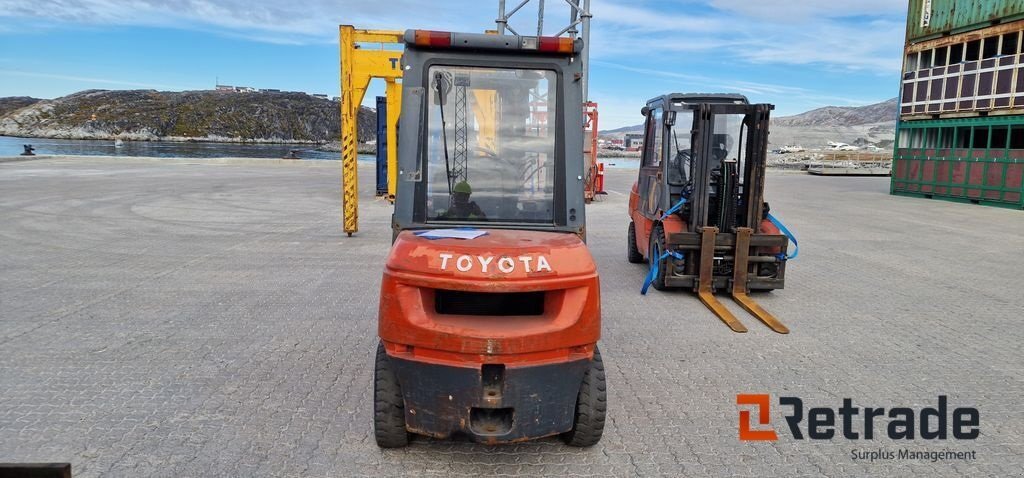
[737,394,778,441]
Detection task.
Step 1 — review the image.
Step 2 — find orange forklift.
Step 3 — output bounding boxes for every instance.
[374,30,605,447]
[628,94,795,334]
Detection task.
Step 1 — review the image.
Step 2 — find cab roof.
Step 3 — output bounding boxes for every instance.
[403,29,581,55]
[647,93,750,106]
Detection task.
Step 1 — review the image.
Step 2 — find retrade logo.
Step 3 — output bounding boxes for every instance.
[736,394,979,441]
[736,394,778,441]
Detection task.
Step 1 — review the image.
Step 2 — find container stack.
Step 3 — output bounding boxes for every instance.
[893,0,1024,209]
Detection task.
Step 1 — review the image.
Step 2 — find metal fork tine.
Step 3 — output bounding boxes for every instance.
[697,227,747,333]
[731,227,789,334]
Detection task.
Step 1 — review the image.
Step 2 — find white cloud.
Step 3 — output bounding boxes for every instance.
[0,0,489,43]
[733,19,905,72]
[708,0,907,22]
[1,0,905,73]
[0,0,906,125]
[593,60,869,104]
[592,61,800,95]
[592,0,727,33]
[0,69,191,90]
[586,1,904,74]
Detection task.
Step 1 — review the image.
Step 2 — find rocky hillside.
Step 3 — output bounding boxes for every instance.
[0,97,42,117]
[773,98,897,127]
[598,97,898,150]
[601,98,898,135]
[0,90,375,143]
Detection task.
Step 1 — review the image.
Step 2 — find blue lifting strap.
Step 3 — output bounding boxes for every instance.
[641,250,685,295]
[767,213,798,260]
[639,197,689,295]
[661,197,688,220]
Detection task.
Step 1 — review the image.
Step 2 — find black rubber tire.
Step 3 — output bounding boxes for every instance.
[374,341,410,448]
[648,223,669,291]
[627,221,644,264]
[562,347,607,447]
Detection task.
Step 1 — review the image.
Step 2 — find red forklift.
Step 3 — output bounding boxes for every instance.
[374,30,605,447]
[627,94,795,334]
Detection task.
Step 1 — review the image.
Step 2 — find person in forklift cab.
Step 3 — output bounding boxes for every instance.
[445,180,487,220]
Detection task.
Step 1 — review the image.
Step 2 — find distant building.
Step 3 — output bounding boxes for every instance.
[624,133,644,150]
[216,84,330,97]
[216,84,256,93]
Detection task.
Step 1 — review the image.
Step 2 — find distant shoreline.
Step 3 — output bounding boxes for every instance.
[1,133,321,145]
[0,135,375,154]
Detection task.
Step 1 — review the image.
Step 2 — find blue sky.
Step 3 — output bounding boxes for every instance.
[0,0,908,128]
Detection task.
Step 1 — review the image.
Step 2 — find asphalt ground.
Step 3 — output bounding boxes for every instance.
[1,156,1022,477]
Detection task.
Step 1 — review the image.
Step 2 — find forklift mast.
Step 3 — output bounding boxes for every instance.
[642,94,774,233]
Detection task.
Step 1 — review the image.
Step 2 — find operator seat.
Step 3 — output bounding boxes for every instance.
[667,150,690,212]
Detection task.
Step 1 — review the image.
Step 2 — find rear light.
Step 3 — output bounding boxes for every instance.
[413,30,452,47]
[538,36,575,53]
[406,29,577,54]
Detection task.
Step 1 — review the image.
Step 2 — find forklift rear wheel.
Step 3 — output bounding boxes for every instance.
[374,341,411,448]
[648,223,669,291]
[627,222,644,264]
[562,346,607,447]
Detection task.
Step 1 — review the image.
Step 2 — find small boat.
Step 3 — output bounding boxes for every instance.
[114,139,124,148]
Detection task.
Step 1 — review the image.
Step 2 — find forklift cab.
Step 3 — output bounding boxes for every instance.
[375,30,604,448]
[635,93,762,234]
[392,31,587,236]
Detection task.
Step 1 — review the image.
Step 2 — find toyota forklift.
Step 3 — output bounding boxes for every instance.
[627,94,794,334]
[374,30,605,447]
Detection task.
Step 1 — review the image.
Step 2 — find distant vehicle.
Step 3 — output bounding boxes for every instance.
[827,141,859,151]
[627,93,793,334]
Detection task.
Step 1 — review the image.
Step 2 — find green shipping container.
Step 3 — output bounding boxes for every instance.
[892,115,1024,209]
[907,0,1024,44]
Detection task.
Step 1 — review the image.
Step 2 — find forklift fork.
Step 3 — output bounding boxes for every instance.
[696,227,748,333]
[731,228,789,334]
[695,227,789,334]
